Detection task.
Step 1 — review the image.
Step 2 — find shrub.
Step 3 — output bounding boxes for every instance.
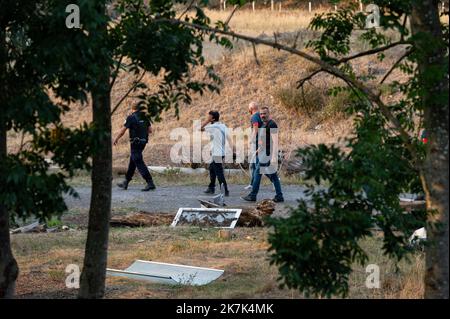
[274,84,351,121]
[274,85,327,118]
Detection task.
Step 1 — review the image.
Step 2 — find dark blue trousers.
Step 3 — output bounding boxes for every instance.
[249,157,283,200]
[125,143,153,183]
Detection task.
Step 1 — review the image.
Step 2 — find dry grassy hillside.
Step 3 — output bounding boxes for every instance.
[105,44,405,167]
[6,9,412,167]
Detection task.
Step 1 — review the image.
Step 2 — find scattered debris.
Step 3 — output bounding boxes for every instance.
[10,221,41,234]
[199,186,227,208]
[199,199,221,208]
[10,222,72,234]
[212,193,225,207]
[107,260,224,286]
[409,227,427,246]
[399,200,426,213]
[200,199,275,227]
[46,227,59,233]
[236,199,276,227]
[171,208,242,229]
[110,212,175,227]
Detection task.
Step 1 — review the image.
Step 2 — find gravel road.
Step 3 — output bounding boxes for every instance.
[65,184,310,215]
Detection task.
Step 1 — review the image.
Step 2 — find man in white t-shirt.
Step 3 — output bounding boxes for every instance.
[201,111,230,196]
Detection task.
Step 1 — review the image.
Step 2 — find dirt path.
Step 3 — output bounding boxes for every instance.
[65,184,310,215]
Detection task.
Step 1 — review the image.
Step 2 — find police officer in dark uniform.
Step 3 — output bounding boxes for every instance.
[113,104,156,191]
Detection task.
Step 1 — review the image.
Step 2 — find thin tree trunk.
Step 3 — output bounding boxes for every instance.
[78,3,112,298]
[0,122,19,299]
[78,78,112,299]
[0,29,19,299]
[410,0,449,299]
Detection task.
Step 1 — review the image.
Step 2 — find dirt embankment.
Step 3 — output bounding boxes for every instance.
[7,30,407,167]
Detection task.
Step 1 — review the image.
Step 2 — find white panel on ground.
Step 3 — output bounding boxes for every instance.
[107,260,224,286]
[171,208,242,229]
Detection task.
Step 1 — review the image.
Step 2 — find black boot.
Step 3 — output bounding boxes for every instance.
[241,194,256,202]
[204,187,215,194]
[117,180,130,190]
[142,180,156,192]
[273,196,284,203]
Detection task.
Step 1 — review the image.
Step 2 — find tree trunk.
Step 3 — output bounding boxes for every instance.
[0,122,19,299]
[78,79,112,299]
[410,0,449,299]
[0,26,19,300]
[78,6,112,298]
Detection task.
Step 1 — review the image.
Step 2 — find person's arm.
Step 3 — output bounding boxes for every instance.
[113,127,127,146]
[200,119,212,131]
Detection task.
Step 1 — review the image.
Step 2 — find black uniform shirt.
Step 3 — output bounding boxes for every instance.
[124,111,151,142]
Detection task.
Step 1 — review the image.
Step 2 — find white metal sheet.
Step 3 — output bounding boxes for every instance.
[171,207,242,229]
[107,260,224,286]
[106,269,178,285]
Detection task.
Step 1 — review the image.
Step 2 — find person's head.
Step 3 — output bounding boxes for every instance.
[131,103,141,112]
[208,110,220,123]
[260,106,270,122]
[248,101,259,114]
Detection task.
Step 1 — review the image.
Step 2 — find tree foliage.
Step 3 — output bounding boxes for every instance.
[0,0,101,225]
[267,0,448,297]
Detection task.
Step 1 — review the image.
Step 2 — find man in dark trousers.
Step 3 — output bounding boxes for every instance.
[201,110,230,196]
[241,106,284,202]
[113,104,156,191]
[246,101,263,190]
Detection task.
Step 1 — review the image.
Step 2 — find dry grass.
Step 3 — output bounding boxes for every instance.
[204,8,317,36]
[12,227,424,299]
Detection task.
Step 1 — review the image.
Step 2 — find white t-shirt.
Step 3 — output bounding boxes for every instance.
[204,122,228,158]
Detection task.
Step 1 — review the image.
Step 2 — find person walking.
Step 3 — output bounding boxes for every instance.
[113,104,156,191]
[241,106,284,202]
[246,101,263,190]
[201,111,230,196]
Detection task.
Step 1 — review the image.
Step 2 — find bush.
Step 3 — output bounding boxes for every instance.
[274,85,327,118]
[274,85,351,121]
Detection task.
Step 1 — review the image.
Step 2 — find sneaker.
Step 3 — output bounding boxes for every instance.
[244,185,252,190]
[142,182,156,192]
[273,196,284,203]
[204,188,215,194]
[241,195,256,202]
[117,180,130,190]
